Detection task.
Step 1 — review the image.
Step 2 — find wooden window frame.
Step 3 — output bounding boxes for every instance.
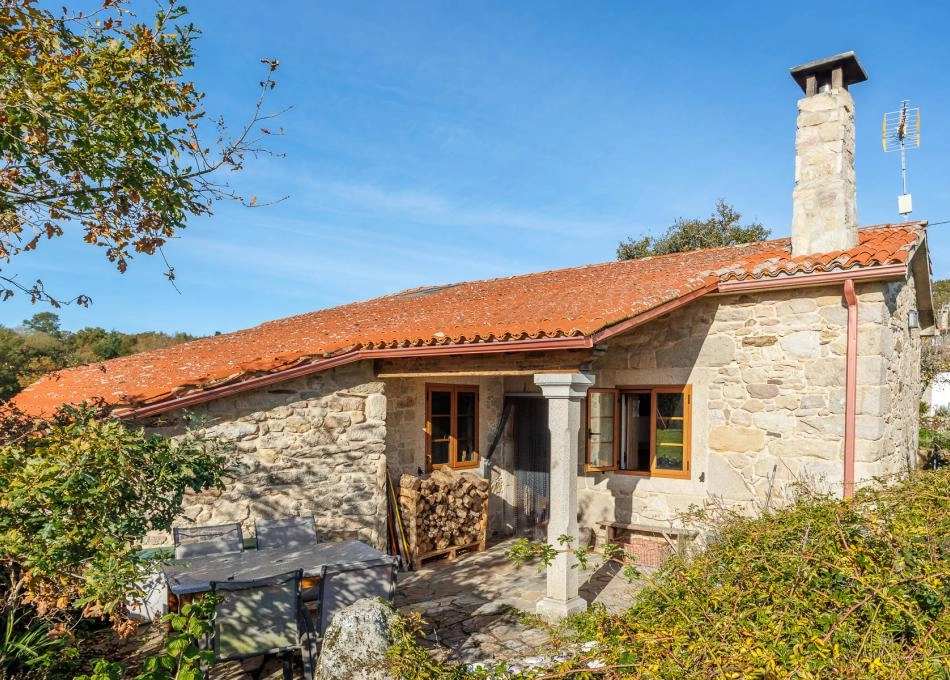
[585,388,619,472]
[585,385,692,479]
[425,383,480,472]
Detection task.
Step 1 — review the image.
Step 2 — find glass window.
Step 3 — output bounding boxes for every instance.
[586,386,691,478]
[587,390,617,470]
[620,392,651,472]
[655,391,686,472]
[426,385,479,471]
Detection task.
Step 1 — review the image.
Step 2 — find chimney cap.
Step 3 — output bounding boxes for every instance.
[790,51,868,93]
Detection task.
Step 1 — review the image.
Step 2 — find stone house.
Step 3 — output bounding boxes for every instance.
[13,52,936,618]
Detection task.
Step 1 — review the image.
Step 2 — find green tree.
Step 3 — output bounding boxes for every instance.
[0,406,236,643]
[21,311,60,336]
[0,328,26,400]
[617,199,771,260]
[933,278,950,316]
[0,0,283,306]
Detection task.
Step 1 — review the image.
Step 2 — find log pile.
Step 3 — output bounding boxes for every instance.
[399,468,489,567]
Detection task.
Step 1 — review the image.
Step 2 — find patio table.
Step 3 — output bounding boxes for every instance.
[163,539,387,596]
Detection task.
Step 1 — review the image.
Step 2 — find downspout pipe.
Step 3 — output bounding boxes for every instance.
[843,279,858,498]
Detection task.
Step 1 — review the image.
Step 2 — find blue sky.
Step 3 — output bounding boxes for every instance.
[4,1,949,335]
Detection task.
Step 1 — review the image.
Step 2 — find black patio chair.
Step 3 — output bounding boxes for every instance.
[210,569,317,680]
[172,523,244,560]
[254,516,318,551]
[316,556,398,636]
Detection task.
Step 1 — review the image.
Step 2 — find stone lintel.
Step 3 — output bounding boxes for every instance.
[534,372,595,400]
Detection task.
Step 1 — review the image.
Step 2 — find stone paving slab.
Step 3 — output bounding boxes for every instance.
[111,538,646,678]
[394,537,648,666]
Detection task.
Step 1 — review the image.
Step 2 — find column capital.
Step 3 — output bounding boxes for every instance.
[534,372,595,400]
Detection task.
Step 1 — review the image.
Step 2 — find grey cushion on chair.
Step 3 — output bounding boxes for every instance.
[173,523,243,560]
[316,557,398,635]
[255,516,318,551]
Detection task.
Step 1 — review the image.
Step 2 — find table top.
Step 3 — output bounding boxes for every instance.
[163,540,387,595]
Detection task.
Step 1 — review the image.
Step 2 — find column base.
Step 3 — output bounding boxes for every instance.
[536,596,588,621]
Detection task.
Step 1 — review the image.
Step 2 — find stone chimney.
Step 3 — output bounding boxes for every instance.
[789,52,868,257]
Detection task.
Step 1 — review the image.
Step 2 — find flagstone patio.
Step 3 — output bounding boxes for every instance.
[394,538,649,665]
[111,538,646,678]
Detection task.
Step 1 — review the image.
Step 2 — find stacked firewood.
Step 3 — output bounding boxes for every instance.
[399,468,489,557]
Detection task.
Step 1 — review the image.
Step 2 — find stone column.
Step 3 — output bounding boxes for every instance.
[534,372,595,621]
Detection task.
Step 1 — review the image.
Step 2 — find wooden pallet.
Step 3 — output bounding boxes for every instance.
[413,539,482,570]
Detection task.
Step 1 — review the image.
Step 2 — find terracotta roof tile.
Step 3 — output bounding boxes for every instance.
[12,223,924,416]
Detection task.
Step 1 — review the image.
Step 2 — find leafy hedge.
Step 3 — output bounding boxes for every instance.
[560,470,950,678]
[392,469,950,678]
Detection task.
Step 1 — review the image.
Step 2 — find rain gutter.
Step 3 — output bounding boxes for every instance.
[120,262,910,428]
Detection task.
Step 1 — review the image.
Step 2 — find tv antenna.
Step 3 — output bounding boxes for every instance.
[882,100,920,220]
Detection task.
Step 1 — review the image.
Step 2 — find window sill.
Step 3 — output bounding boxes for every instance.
[428,461,481,473]
[588,468,691,480]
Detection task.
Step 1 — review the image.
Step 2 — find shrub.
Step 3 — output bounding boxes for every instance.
[0,404,236,674]
[0,602,71,677]
[552,470,950,677]
[76,597,216,680]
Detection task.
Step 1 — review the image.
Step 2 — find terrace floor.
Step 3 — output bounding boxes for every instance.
[116,538,646,678]
[394,537,649,666]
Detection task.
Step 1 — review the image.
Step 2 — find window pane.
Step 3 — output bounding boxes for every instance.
[656,392,684,418]
[457,390,477,418]
[620,393,651,472]
[431,415,451,441]
[588,391,616,468]
[655,442,683,470]
[655,392,685,471]
[456,413,476,464]
[430,440,449,466]
[431,391,451,416]
[456,438,476,463]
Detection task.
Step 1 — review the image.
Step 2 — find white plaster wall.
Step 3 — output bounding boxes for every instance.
[932,376,950,414]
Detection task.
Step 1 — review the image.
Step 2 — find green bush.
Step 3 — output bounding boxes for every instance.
[77,597,216,680]
[0,405,236,674]
[395,471,950,678]
[554,470,950,678]
[0,602,71,677]
[921,412,950,468]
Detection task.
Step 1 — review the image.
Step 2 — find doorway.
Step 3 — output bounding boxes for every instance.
[509,396,550,534]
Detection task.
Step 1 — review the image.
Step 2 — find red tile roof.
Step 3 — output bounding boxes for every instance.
[12,223,924,416]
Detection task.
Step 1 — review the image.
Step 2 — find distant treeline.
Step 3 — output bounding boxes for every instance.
[0,312,200,401]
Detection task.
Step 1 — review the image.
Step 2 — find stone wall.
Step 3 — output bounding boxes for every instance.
[877,270,922,475]
[383,374,506,533]
[578,280,920,534]
[143,361,388,550]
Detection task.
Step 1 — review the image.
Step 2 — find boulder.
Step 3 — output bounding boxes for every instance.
[316,598,397,680]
